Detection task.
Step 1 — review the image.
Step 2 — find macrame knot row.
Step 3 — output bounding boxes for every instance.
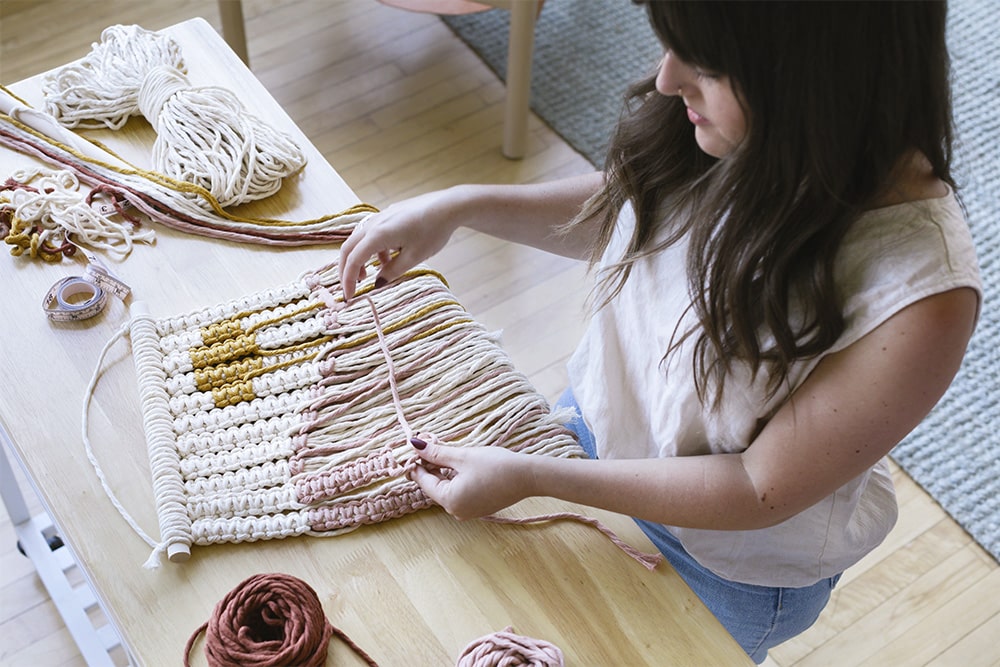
[43,24,306,210]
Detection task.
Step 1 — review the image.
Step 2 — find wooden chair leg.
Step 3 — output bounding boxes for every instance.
[501,0,538,159]
[218,0,250,66]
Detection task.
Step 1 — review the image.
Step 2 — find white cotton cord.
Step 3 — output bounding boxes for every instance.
[139,66,307,209]
[42,24,307,210]
[130,302,194,565]
[42,24,183,130]
[81,322,161,553]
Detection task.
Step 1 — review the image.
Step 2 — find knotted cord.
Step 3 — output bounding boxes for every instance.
[2,167,152,261]
[43,24,306,209]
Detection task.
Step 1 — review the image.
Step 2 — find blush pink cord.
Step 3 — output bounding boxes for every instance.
[456,626,564,667]
[364,295,664,572]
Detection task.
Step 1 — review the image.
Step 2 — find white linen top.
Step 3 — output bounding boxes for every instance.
[567,192,982,587]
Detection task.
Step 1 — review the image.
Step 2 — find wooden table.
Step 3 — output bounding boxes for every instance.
[0,18,751,666]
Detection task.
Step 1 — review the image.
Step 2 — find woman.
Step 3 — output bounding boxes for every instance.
[338,2,981,661]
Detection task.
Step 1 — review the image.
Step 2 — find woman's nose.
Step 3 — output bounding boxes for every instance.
[655,51,687,97]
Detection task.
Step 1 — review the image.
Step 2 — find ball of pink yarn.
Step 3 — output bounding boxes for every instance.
[456,626,565,667]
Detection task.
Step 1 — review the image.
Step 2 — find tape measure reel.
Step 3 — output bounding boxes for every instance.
[43,276,108,321]
[42,251,131,322]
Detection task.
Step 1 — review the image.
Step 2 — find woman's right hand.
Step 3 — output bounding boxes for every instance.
[338,172,604,300]
[338,187,468,301]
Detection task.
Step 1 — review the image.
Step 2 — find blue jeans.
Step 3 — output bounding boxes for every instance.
[556,390,839,664]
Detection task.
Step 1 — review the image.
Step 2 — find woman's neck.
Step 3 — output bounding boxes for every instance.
[869,151,949,209]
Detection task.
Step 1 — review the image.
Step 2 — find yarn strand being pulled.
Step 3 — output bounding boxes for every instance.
[359,290,664,572]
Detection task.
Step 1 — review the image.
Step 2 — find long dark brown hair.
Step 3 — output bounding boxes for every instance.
[571,1,955,406]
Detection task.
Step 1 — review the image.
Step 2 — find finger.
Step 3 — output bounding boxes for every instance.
[339,217,377,301]
[339,231,364,301]
[373,246,421,291]
[409,437,459,469]
[408,461,452,506]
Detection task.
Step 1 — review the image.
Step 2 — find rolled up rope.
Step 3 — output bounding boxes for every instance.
[185,573,566,667]
[456,627,564,667]
[43,24,306,209]
[183,573,378,667]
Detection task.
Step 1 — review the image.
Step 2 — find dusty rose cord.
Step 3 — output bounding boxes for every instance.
[362,295,664,572]
[456,626,565,667]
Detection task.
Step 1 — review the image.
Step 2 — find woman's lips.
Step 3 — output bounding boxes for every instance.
[687,106,709,126]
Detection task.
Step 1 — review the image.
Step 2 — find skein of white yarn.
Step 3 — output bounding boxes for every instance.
[42,25,306,210]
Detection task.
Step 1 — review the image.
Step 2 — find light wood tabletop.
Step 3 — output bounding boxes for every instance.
[0,17,751,666]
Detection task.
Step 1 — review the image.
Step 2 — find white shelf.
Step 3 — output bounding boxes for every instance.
[1,427,129,667]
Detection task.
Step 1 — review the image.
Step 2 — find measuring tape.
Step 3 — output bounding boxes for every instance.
[42,251,132,322]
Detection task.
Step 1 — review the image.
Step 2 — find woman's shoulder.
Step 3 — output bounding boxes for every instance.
[867,151,949,209]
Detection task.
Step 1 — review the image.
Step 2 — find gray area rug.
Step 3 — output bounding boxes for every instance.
[444,0,1000,563]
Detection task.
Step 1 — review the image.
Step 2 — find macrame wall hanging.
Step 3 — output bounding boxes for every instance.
[84,260,586,567]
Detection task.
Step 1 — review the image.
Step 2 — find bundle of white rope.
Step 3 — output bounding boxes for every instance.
[42,24,306,209]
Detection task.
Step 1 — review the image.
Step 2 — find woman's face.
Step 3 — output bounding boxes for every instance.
[655,50,747,158]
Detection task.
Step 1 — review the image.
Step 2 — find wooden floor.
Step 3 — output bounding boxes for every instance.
[1,1,997,665]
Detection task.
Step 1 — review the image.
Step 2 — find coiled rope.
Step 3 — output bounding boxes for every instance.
[2,167,152,261]
[184,572,566,667]
[456,627,564,667]
[43,24,306,210]
[183,573,377,667]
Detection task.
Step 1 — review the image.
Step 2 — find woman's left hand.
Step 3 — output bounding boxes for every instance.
[406,439,533,520]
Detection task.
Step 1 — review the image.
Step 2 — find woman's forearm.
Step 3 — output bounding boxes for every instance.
[447,171,604,259]
[523,452,779,531]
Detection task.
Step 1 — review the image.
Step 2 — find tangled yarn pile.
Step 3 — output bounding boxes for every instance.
[84,259,583,566]
[43,24,306,209]
[185,573,565,667]
[1,167,152,261]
